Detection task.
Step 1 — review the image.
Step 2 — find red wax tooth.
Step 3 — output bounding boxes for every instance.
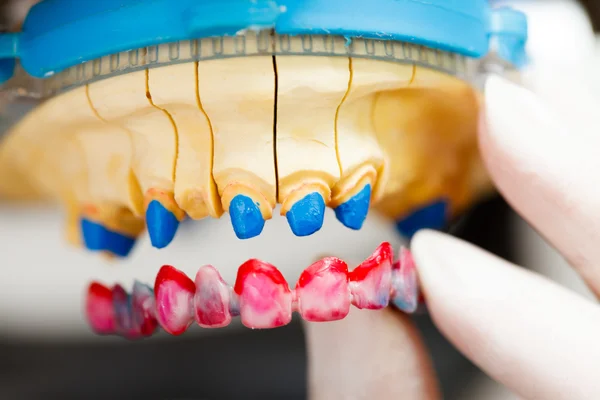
[349,242,393,310]
[131,281,158,336]
[234,259,292,329]
[390,248,419,313]
[194,265,232,328]
[296,257,350,322]
[154,265,195,335]
[86,282,116,335]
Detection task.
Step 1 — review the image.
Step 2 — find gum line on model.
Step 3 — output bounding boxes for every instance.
[0,0,528,337]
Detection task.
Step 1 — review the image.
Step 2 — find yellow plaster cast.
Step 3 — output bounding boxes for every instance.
[0,84,146,244]
[1,88,91,204]
[372,79,481,221]
[0,45,486,236]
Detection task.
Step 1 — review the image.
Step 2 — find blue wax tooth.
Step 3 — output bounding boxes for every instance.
[334,184,372,230]
[80,218,108,252]
[395,199,449,239]
[81,219,137,257]
[286,192,326,237]
[107,234,137,258]
[112,285,133,336]
[392,297,418,314]
[229,194,265,239]
[146,200,180,249]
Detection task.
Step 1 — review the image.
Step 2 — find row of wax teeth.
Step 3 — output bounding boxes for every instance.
[86,243,421,339]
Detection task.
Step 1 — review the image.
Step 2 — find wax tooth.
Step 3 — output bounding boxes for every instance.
[86,282,116,335]
[284,190,326,237]
[145,189,185,249]
[228,194,266,240]
[334,183,372,230]
[390,248,419,314]
[395,199,449,238]
[349,242,393,309]
[131,281,159,337]
[296,257,350,322]
[80,218,138,258]
[79,204,144,257]
[194,265,232,328]
[275,54,347,237]
[111,284,138,338]
[154,265,195,335]
[234,259,292,329]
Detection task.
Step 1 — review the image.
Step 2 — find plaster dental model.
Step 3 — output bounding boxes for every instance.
[0,0,527,338]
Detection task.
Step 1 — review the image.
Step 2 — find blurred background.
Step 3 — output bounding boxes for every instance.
[0,0,598,398]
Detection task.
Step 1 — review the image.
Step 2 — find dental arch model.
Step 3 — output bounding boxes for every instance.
[0,0,527,338]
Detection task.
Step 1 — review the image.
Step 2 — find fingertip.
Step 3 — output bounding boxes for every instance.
[409,231,600,399]
[478,75,600,291]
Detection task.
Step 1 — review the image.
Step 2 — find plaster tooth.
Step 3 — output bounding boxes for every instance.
[275,53,348,237]
[332,57,414,230]
[87,64,185,249]
[148,43,222,222]
[198,36,276,240]
[75,125,144,217]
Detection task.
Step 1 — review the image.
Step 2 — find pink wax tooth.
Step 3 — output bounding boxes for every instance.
[349,242,393,310]
[131,281,158,337]
[234,259,293,329]
[390,247,419,313]
[194,265,232,328]
[296,257,350,322]
[86,282,116,335]
[154,265,195,335]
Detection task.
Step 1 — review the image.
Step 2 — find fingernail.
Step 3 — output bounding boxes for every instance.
[229,194,265,239]
[334,184,371,230]
[146,200,180,249]
[286,192,326,236]
[411,230,502,296]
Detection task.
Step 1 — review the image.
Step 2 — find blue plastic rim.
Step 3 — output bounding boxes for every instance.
[0,0,527,84]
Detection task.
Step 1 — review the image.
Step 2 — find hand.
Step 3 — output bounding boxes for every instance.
[305,71,600,400]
